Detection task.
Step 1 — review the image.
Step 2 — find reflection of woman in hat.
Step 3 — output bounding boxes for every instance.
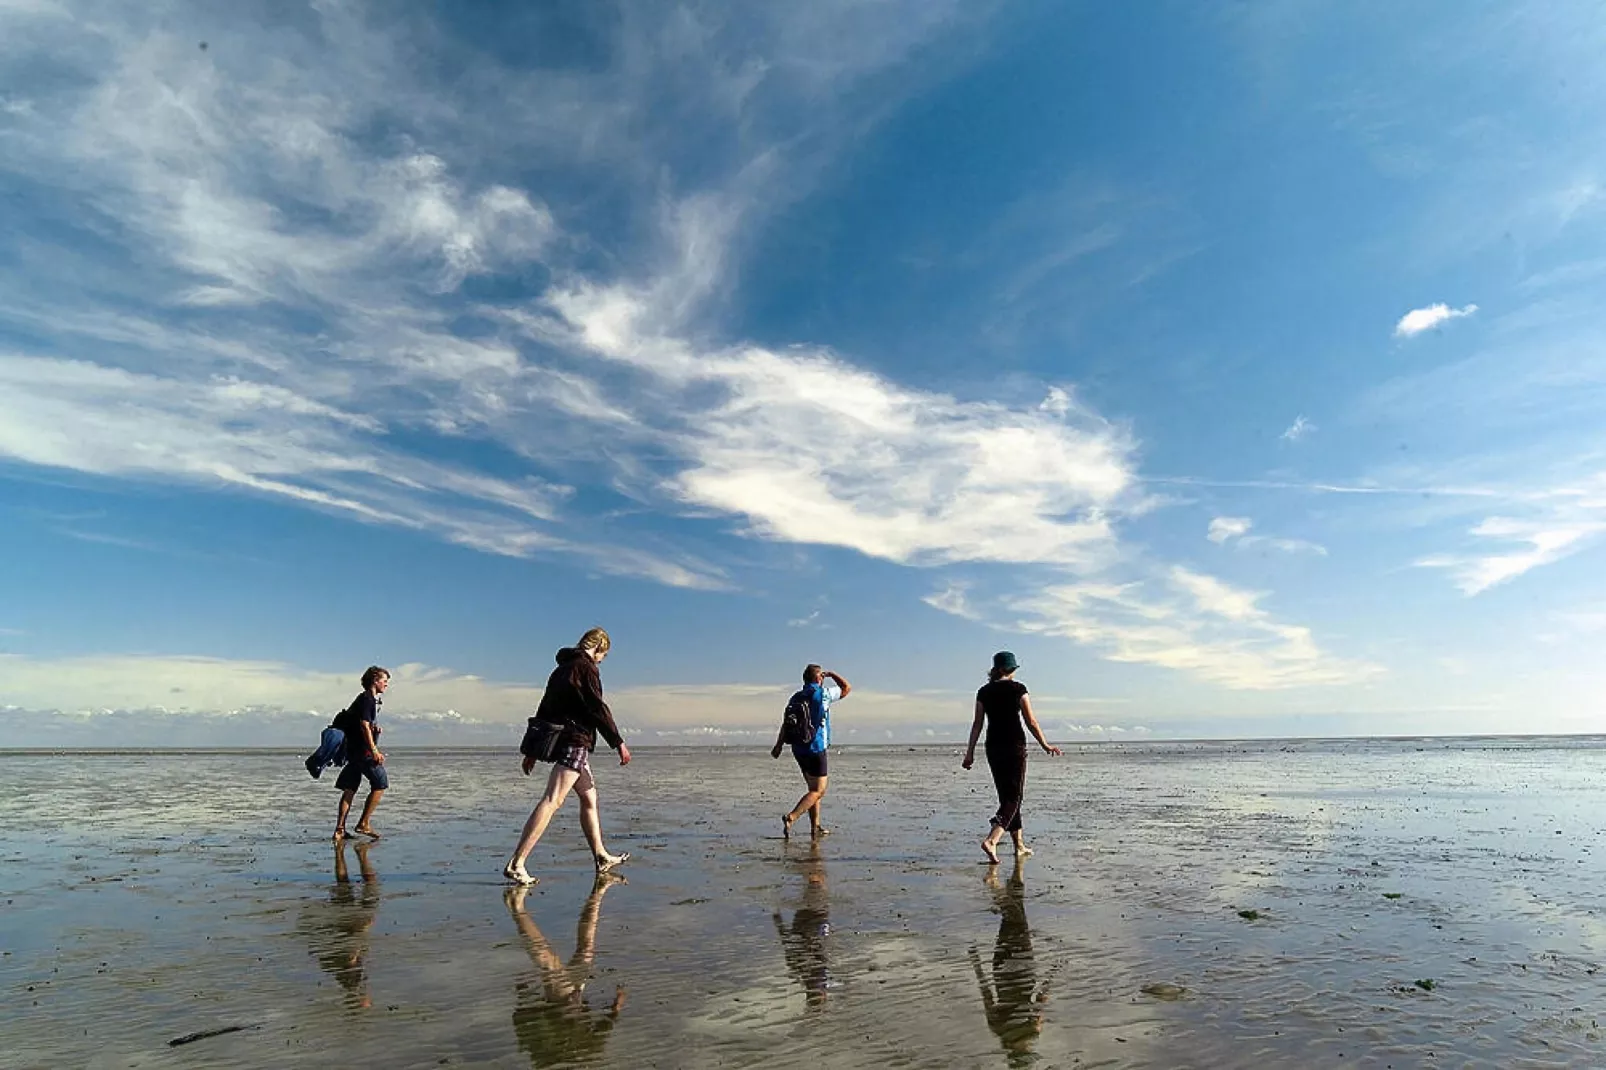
[962,651,1061,864]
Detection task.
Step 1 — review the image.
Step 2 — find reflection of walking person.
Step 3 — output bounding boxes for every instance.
[962,652,1061,864]
[970,858,1048,1067]
[506,874,627,1068]
[770,664,851,839]
[504,628,632,886]
[772,841,832,1012]
[334,666,390,841]
[303,838,380,1011]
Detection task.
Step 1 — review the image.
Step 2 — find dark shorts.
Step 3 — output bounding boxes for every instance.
[793,746,828,780]
[336,758,388,792]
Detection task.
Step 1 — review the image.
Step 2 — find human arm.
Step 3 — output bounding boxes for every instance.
[823,670,850,698]
[771,722,787,759]
[575,659,627,753]
[1020,695,1061,756]
[360,718,384,764]
[962,699,985,769]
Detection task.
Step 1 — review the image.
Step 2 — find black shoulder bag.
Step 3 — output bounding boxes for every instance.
[519,717,569,762]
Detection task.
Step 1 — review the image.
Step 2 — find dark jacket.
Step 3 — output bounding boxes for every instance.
[534,648,624,752]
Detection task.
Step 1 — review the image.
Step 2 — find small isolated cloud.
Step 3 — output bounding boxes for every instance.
[1280,415,1314,443]
[1394,302,1478,338]
[1208,516,1326,556]
[1208,516,1253,544]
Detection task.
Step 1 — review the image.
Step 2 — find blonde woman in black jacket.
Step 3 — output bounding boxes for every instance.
[504,628,633,886]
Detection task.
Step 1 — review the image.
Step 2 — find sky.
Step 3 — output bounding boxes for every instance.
[2,1,1604,747]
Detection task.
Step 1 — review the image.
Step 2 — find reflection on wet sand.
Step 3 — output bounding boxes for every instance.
[772,840,831,1013]
[506,874,627,1068]
[971,858,1047,1067]
[302,838,380,1010]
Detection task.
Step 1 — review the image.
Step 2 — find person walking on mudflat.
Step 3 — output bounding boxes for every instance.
[771,664,851,839]
[504,628,632,886]
[962,652,1060,864]
[334,666,390,841]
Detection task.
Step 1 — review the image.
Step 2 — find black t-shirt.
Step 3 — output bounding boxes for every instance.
[336,692,380,761]
[976,680,1028,747]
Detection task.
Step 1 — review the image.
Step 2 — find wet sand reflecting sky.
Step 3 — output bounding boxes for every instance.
[2,739,1604,1068]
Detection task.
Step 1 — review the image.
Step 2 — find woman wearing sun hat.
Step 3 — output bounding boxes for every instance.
[961,651,1061,864]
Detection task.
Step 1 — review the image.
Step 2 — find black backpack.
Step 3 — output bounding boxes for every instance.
[780,689,815,747]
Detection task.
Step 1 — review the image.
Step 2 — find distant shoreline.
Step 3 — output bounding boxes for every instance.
[3,733,1603,755]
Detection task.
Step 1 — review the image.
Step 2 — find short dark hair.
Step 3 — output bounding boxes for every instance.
[803,663,823,683]
[361,665,390,690]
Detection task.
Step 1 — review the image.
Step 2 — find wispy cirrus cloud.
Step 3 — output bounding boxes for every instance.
[1280,414,1315,442]
[926,563,1370,690]
[1394,302,1478,338]
[1415,483,1606,595]
[0,1,1374,699]
[0,1,975,590]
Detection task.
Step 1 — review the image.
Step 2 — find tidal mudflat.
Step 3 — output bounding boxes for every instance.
[2,739,1604,1068]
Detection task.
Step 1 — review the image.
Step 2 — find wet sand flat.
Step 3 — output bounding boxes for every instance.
[2,739,1605,1068]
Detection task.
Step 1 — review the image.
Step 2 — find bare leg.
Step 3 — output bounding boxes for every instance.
[809,797,830,837]
[505,765,580,883]
[336,789,356,839]
[352,789,384,836]
[577,777,629,871]
[786,775,828,835]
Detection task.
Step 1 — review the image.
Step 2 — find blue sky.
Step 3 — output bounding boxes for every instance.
[2,1,1604,745]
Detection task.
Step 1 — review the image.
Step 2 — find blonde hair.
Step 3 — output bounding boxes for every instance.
[576,627,611,656]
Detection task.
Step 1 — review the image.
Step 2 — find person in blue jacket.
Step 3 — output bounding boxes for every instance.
[771,663,851,839]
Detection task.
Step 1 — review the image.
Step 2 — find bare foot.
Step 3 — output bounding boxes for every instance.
[503,859,538,886]
[1014,844,1033,857]
[594,851,630,873]
[781,814,795,840]
[811,826,832,838]
[981,838,1001,865]
[333,828,347,841]
[352,826,381,840]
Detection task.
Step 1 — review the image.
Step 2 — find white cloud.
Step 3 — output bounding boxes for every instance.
[930,566,1376,690]
[1207,515,1326,555]
[0,0,974,593]
[1417,514,1606,595]
[0,2,1373,700]
[0,652,969,739]
[531,280,1140,570]
[1208,516,1253,543]
[1280,415,1314,442]
[1394,302,1478,338]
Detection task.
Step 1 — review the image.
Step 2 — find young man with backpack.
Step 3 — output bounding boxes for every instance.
[333,666,390,841]
[771,664,851,839]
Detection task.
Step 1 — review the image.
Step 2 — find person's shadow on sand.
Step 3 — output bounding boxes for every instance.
[299,838,381,1011]
[970,857,1049,1067]
[773,840,832,1013]
[506,873,627,1068]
